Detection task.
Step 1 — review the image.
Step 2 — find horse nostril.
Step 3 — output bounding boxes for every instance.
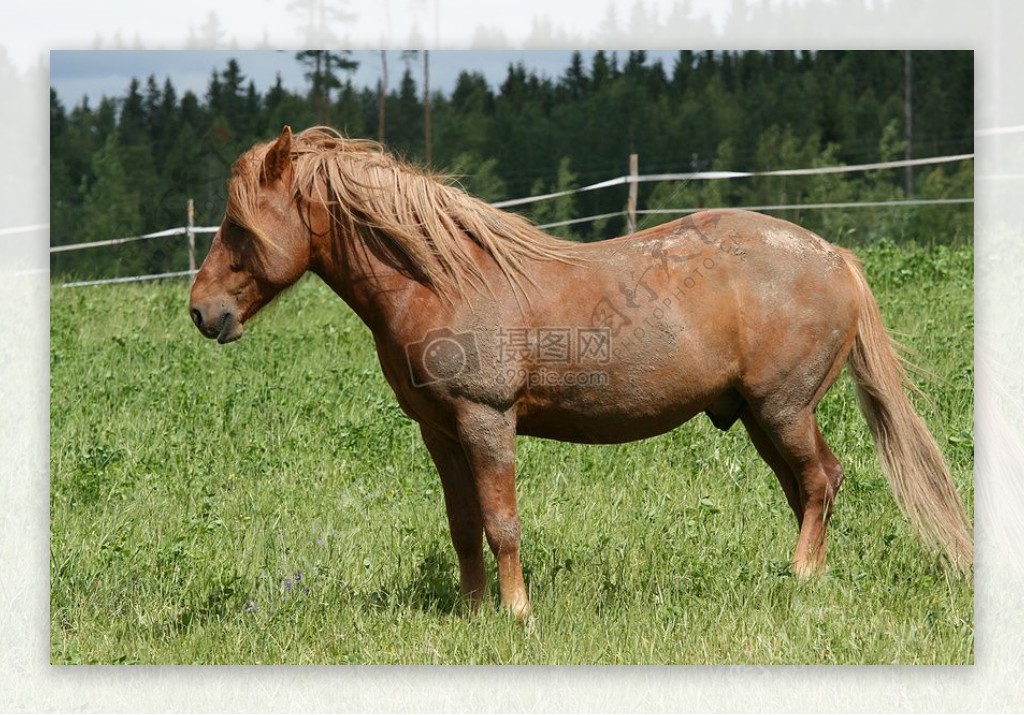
[191,308,204,329]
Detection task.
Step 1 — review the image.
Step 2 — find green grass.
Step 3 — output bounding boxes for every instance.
[50,241,974,664]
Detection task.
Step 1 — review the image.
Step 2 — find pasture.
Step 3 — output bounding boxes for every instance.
[50,239,973,664]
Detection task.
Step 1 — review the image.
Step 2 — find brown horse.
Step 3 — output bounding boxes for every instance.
[190,126,972,619]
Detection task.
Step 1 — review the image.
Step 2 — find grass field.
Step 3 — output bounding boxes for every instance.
[49,240,974,665]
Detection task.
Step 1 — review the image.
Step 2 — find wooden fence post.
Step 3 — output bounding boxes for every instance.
[627,153,639,234]
[187,198,196,273]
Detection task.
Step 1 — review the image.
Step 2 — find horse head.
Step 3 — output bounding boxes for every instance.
[190,126,311,343]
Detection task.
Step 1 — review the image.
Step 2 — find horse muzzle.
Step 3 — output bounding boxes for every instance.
[190,305,244,344]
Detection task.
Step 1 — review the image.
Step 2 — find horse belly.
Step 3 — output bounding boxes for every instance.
[517,404,707,444]
[514,264,741,444]
[515,369,724,444]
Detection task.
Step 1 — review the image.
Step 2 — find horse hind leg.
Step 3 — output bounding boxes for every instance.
[740,409,804,529]
[740,307,856,577]
[740,404,842,577]
[755,408,845,579]
[801,424,845,575]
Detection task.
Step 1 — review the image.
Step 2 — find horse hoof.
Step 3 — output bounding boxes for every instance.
[505,598,532,622]
[793,561,827,581]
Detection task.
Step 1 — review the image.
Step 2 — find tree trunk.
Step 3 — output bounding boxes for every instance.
[424,50,432,165]
[904,50,913,198]
[378,50,387,143]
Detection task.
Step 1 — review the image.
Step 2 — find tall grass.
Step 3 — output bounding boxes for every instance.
[50,241,973,664]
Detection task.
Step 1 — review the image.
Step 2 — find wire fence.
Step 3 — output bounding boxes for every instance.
[48,226,216,254]
[491,153,974,208]
[37,151,974,288]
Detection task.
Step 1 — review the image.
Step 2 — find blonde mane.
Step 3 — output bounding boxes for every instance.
[227,126,574,301]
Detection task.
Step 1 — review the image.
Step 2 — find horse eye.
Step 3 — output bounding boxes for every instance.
[223,221,247,244]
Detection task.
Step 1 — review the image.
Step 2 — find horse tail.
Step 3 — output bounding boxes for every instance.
[838,247,973,572]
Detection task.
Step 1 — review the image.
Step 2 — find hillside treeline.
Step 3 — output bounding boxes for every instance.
[50,50,973,279]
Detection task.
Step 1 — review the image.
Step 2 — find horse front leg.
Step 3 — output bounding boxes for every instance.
[419,425,487,610]
[455,406,530,620]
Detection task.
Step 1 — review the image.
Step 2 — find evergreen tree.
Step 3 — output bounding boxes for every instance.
[296,50,359,124]
[449,153,507,203]
[529,157,578,239]
[388,68,422,157]
[78,133,145,276]
[50,90,78,265]
[48,50,975,278]
[562,51,590,100]
[591,51,611,90]
[119,78,147,146]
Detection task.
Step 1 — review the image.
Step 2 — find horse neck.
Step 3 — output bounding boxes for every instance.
[308,221,438,333]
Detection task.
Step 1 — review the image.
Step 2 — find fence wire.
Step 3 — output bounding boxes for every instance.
[42,152,974,288]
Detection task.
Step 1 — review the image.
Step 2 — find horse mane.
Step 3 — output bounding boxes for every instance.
[228,126,575,302]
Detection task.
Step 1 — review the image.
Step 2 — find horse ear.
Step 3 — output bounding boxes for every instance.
[262,125,293,184]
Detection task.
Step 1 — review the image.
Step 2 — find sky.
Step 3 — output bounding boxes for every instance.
[35,0,728,108]
[13,0,731,72]
[49,50,683,108]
